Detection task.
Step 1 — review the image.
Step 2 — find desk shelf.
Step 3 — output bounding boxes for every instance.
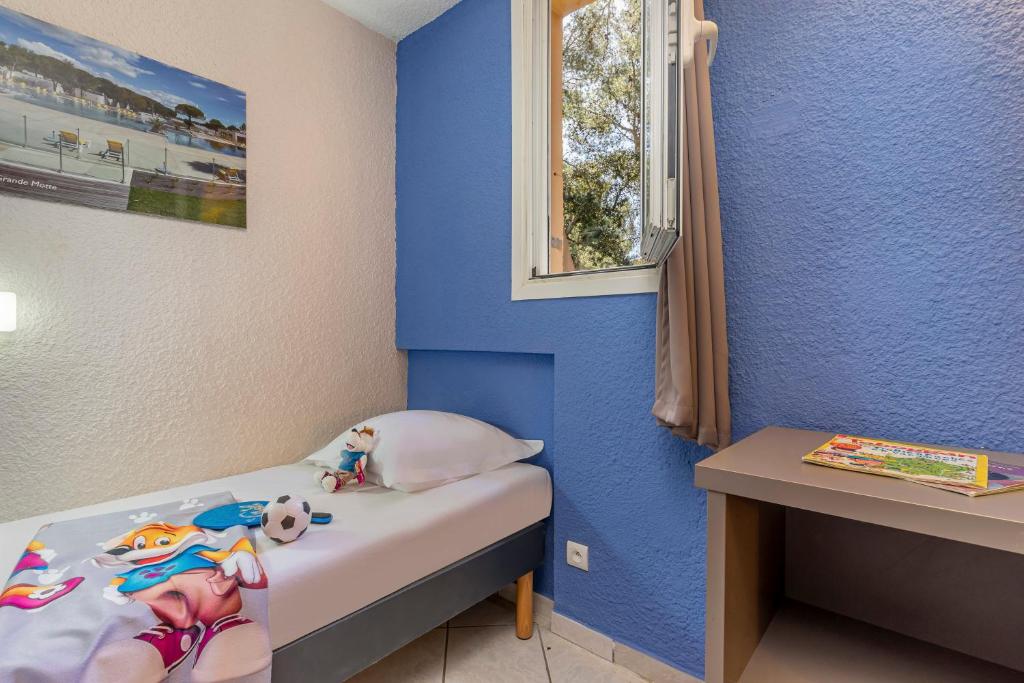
[738,601,1020,683]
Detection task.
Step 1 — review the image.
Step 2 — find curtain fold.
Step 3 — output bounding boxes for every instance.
[652,0,731,450]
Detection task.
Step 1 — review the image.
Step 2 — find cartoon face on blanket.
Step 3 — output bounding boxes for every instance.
[86,521,270,682]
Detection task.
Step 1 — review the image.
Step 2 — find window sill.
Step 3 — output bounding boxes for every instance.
[511,266,660,301]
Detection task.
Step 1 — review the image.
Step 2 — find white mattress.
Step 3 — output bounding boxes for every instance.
[0,462,551,648]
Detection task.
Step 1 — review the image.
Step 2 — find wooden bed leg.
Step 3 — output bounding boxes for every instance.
[515,572,534,639]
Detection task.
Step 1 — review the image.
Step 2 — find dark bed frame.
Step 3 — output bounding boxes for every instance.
[271,521,546,682]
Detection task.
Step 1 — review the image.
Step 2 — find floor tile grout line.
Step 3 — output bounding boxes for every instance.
[538,626,553,683]
[441,621,449,682]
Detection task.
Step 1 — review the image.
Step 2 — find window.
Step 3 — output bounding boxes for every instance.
[512,0,681,300]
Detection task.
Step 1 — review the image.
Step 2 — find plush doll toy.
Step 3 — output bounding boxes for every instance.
[318,426,376,493]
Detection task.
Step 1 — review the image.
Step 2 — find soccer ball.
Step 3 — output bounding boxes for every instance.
[260,495,312,544]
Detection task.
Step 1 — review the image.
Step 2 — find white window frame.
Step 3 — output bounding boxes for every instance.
[511,0,662,301]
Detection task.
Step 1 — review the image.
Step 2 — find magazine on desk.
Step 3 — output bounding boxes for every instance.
[803,434,989,490]
[917,460,1024,497]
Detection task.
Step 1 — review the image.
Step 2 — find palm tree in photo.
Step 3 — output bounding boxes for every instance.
[175,103,205,129]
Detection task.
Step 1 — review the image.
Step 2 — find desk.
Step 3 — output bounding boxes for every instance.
[695,426,1024,683]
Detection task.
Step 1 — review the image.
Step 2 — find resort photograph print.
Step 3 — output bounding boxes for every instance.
[0,6,246,228]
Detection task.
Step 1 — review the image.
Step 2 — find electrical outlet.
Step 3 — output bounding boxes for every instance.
[566,541,589,572]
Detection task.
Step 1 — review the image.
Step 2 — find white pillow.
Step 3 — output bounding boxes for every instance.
[301,410,543,492]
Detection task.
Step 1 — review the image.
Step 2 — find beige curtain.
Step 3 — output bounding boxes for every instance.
[652,0,731,450]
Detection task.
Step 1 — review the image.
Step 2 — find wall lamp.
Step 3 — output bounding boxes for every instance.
[0,292,16,331]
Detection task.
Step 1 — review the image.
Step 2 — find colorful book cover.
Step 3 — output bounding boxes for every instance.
[917,460,1024,496]
[802,434,988,489]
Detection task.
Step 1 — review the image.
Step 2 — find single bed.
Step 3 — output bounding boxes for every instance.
[0,461,551,682]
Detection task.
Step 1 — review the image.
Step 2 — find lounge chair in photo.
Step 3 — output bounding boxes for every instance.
[58,130,81,150]
[100,140,124,163]
[44,130,83,151]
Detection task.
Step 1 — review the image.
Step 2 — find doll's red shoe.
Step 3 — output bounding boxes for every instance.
[192,614,271,683]
[134,622,203,672]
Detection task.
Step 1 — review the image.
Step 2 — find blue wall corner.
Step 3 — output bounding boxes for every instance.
[398,0,1024,676]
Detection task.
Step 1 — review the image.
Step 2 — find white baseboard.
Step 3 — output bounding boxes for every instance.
[551,612,614,660]
[496,585,702,682]
[613,641,703,683]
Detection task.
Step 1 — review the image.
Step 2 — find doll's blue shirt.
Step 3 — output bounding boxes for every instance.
[117,545,219,593]
[337,449,364,473]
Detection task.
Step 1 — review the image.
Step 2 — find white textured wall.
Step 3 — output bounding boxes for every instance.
[0,0,406,521]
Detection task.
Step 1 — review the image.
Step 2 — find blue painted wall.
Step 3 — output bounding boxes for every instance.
[397,0,707,672]
[397,0,1024,676]
[712,0,1024,449]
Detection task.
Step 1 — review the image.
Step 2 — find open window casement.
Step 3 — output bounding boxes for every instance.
[639,0,678,267]
[642,0,718,265]
[511,0,718,301]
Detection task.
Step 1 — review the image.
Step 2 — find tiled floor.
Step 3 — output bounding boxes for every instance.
[348,596,646,683]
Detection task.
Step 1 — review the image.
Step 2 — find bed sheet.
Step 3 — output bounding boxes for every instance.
[0,462,552,648]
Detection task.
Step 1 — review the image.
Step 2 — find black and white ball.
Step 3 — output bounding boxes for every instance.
[260,495,312,543]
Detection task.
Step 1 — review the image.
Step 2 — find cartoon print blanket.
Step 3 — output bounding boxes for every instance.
[0,492,271,682]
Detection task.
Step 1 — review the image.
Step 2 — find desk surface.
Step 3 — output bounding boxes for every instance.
[695,426,1024,554]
